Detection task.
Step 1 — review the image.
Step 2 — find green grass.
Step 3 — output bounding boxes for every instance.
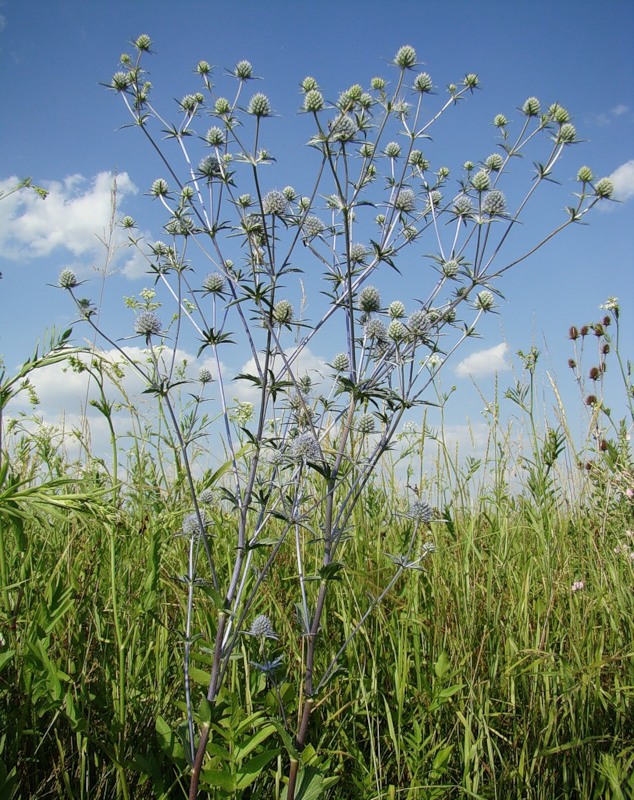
[1,400,633,799]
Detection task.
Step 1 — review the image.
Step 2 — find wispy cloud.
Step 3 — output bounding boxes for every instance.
[608,159,634,203]
[591,104,631,126]
[455,343,510,378]
[0,171,138,266]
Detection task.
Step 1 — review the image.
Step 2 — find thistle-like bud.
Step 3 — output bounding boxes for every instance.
[371,76,386,91]
[301,76,318,92]
[121,215,136,229]
[134,311,162,338]
[180,94,203,112]
[196,60,211,76]
[549,103,570,123]
[151,178,169,197]
[464,73,479,89]
[365,319,387,340]
[332,352,350,372]
[111,71,131,92]
[198,155,223,180]
[522,97,541,116]
[394,188,416,212]
[394,45,417,69]
[205,126,225,146]
[413,72,433,93]
[134,34,152,51]
[557,123,576,144]
[359,286,381,313]
[594,178,613,199]
[493,114,507,127]
[453,195,473,217]
[485,153,504,171]
[329,114,357,142]
[441,259,460,278]
[273,300,293,325]
[350,243,368,264]
[471,170,491,192]
[408,150,429,169]
[304,89,324,112]
[407,310,428,337]
[58,268,78,289]
[384,141,401,158]
[202,273,226,294]
[474,290,495,311]
[198,367,213,384]
[302,215,326,239]
[248,92,271,117]
[576,166,593,183]
[387,320,405,341]
[248,614,278,639]
[358,413,375,435]
[359,142,375,158]
[406,500,432,523]
[234,60,253,79]
[482,190,507,216]
[387,301,406,319]
[262,190,287,216]
[215,97,231,114]
[288,432,321,463]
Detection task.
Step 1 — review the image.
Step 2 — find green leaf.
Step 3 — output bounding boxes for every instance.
[200,767,236,792]
[235,748,280,790]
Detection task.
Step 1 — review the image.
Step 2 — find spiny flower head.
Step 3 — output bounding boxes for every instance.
[282,186,297,201]
[406,500,432,523]
[288,432,321,463]
[196,60,211,76]
[332,352,350,372]
[247,92,271,117]
[198,488,215,505]
[205,126,225,146]
[58,268,78,289]
[202,272,226,294]
[482,190,507,216]
[594,177,614,198]
[329,114,357,142]
[384,141,401,158]
[134,311,162,338]
[475,290,495,311]
[388,300,406,319]
[394,45,417,69]
[198,155,223,180]
[134,34,152,51]
[262,190,287,215]
[349,243,369,264]
[215,97,231,114]
[179,93,204,112]
[522,96,541,116]
[371,76,386,91]
[453,195,473,217]
[407,310,428,337]
[302,215,326,239]
[359,142,375,158]
[394,188,416,212]
[557,123,576,144]
[577,165,594,183]
[387,320,406,341]
[409,150,429,169]
[111,71,131,91]
[464,73,479,89]
[549,103,570,123]
[181,512,206,536]
[304,89,324,112]
[359,285,381,313]
[358,413,375,434]
[234,60,253,79]
[273,300,293,325]
[301,76,318,92]
[485,153,504,171]
[248,614,278,639]
[471,169,491,192]
[121,215,136,229]
[151,178,169,197]
[441,259,460,278]
[413,72,433,93]
[198,367,213,384]
[493,114,508,127]
[365,319,387,340]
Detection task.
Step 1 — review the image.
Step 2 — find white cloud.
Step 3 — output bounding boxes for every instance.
[609,160,634,202]
[455,343,510,379]
[0,171,138,265]
[231,346,328,404]
[612,104,629,117]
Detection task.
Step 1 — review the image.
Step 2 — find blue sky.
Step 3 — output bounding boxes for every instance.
[1,0,633,468]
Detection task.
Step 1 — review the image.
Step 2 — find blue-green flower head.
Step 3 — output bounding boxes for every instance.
[485,153,504,171]
[413,72,433,93]
[332,352,350,372]
[577,165,594,183]
[407,500,432,523]
[234,60,253,79]
[205,126,225,146]
[182,512,206,537]
[471,170,490,192]
[395,188,416,212]
[288,432,321,463]
[58,268,78,289]
[248,614,278,639]
[522,97,541,116]
[301,76,318,93]
[359,285,381,313]
[134,311,162,338]
[407,310,428,337]
[453,195,473,217]
[594,177,614,199]
[394,45,417,69]
[248,92,271,117]
[384,141,401,158]
[215,97,231,114]
[198,488,215,505]
[198,155,223,180]
[304,89,324,112]
[556,123,576,144]
[151,178,169,197]
[202,272,226,294]
[482,190,507,216]
[350,243,369,264]
[365,319,387,340]
[329,114,357,142]
[262,190,287,215]
[198,367,213,384]
[302,215,326,239]
[358,413,375,435]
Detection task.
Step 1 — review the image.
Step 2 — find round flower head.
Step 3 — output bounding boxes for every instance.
[151,178,169,197]
[205,126,225,147]
[198,155,223,180]
[273,300,293,325]
[111,71,131,91]
[387,320,405,341]
[388,300,406,319]
[332,352,350,372]
[426,190,442,210]
[394,188,416,212]
[453,195,473,217]
[407,310,429,337]
[134,34,152,51]
[301,76,318,92]
[365,319,387,340]
[302,215,326,239]
[283,186,297,201]
[384,141,401,158]
[198,488,215,505]
[198,367,213,384]
[359,142,375,158]
[134,311,162,338]
[247,92,271,117]
[288,432,321,463]
[234,60,253,79]
[482,190,507,217]
[349,243,369,264]
[522,97,541,116]
[594,178,613,199]
[215,97,231,114]
[304,89,324,112]
[358,413,375,435]
[359,285,381,313]
[329,114,357,142]
[407,500,432,523]
[413,72,433,93]
[408,151,429,169]
[464,73,479,89]
[180,93,203,112]
[441,259,460,278]
[577,166,593,183]
[549,103,570,123]
[262,190,287,216]
[493,114,508,127]
[371,76,386,91]
[248,614,278,639]
[471,170,491,192]
[394,45,417,69]
[485,153,504,171]
[181,511,206,536]
[556,123,576,144]
[58,268,78,289]
[474,290,495,311]
[346,84,363,101]
[196,60,211,76]
[202,272,226,294]
[121,215,136,229]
